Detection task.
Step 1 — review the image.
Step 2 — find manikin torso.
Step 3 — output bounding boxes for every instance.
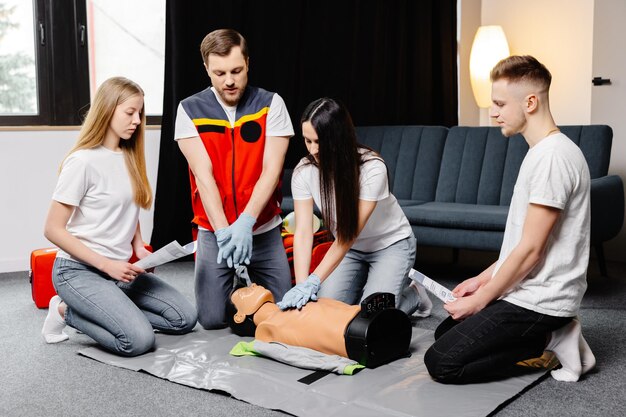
[253,299,361,357]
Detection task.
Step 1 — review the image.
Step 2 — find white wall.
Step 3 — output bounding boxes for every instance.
[0,129,160,273]
[459,0,594,126]
[591,0,626,262]
[457,0,482,126]
[481,0,594,125]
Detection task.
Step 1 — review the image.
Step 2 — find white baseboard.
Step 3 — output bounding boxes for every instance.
[0,258,29,274]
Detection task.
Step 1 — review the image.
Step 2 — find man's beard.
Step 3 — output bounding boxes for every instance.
[218,88,244,107]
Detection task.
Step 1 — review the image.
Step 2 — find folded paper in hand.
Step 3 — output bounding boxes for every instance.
[133,241,197,270]
[408,269,456,302]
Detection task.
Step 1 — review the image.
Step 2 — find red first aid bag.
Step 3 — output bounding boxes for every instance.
[29,244,152,309]
[29,248,59,308]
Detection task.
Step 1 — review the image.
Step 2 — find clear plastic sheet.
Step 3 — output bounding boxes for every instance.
[80,327,547,417]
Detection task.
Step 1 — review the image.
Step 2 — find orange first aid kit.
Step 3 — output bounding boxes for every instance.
[30,248,59,308]
[29,245,152,309]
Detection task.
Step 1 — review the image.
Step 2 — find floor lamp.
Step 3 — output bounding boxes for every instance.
[469,25,510,126]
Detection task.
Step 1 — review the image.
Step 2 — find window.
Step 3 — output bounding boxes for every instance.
[87,0,165,118]
[0,0,40,123]
[0,0,165,126]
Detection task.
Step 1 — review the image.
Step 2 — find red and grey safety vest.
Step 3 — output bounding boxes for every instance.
[181,86,282,231]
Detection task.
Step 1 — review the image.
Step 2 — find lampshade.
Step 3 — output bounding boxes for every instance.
[469,26,510,108]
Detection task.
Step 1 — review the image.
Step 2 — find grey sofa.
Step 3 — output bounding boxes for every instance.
[281,125,624,276]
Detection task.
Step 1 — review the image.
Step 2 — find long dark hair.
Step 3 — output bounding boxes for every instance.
[300,98,378,243]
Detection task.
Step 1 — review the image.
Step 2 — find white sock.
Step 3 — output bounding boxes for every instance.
[410,281,432,318]
[579,332,596,375]
[42,295,69,344]
[547,319,586,382]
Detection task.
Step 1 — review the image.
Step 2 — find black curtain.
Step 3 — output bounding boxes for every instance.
[151,0,458,249]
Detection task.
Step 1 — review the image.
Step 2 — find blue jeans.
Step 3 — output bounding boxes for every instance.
[52,257,197,357]
[424,300,572,384]
[317,234,422,314]
[195,226,291,329]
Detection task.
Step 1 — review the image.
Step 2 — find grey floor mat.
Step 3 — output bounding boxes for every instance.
[79,326,546,417]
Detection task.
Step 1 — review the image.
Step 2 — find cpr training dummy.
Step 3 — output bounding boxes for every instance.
[227,283,412,374]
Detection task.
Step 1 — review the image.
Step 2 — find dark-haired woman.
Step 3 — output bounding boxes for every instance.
[276,98,432,316]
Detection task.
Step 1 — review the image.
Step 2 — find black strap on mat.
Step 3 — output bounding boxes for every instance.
[298,370,330,385]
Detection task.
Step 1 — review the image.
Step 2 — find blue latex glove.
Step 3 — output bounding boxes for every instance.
[276,274,321,310]
[214,227,233,266]
[226,213,256,267]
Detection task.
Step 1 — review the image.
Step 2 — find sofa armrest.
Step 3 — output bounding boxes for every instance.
[591,175,624,244]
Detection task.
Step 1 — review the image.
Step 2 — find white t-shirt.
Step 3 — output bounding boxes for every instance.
[291,154,412,252]
[496,133,591,317]
[174,88,294,234]
[53,146,140,262]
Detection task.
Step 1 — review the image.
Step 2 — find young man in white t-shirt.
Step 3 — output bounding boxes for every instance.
[176,29,294,329]
[424,55,595,384]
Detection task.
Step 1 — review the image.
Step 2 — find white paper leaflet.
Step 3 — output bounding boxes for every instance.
[133,241,197,270]
[408,268,456,302]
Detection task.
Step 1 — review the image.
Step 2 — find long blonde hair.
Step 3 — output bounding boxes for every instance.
[61,77,153,209]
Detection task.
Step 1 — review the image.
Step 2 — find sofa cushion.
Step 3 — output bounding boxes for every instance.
[403,202,509,231]
[435,126,527,207]
[559,125,612,178]
[413,226,503,251]
[396,199,429,207]
[281,196,295,215]
[435,126,613,208]
[356,126,447,202]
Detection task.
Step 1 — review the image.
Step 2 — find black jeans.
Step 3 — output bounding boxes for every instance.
[424,300,572,384]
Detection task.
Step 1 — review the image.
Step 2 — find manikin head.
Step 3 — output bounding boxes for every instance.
[226,284,274,336]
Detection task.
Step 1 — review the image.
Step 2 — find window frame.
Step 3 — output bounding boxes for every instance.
[0,0,162,127]
[0,0,49,125]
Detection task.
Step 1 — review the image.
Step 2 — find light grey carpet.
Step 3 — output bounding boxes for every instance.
[1,256,625,417]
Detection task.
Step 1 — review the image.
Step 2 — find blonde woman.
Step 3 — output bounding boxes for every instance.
[41,77,197,356]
